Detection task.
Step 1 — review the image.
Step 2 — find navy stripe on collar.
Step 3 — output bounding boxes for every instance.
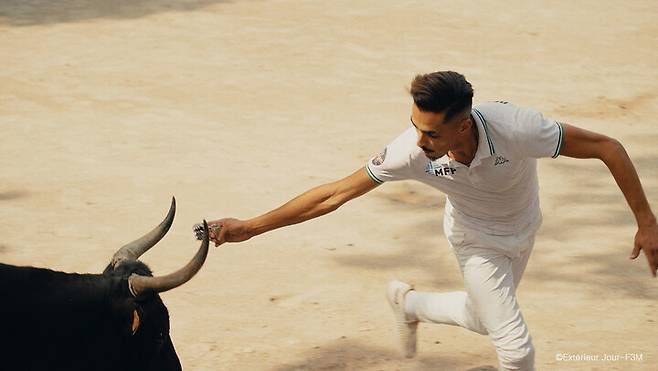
[473,108,495,155]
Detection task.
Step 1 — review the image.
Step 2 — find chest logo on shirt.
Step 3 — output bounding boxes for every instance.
[494,155,509,166]
[425,162,457,177]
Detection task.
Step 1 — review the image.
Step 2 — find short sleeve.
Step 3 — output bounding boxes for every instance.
[512,106,564,159]
[365,127,417,184]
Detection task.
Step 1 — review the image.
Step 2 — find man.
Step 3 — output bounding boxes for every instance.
[208,71,657,370]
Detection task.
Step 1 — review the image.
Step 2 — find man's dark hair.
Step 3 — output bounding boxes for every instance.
[409,71,474,123]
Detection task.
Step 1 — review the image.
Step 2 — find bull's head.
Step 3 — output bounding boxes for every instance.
[101,197,208,371]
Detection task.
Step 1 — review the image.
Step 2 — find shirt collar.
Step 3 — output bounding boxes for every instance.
[469,108,496,167]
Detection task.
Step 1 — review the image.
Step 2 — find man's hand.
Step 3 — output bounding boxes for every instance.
[207,218,254,247]
[630,222,658,277]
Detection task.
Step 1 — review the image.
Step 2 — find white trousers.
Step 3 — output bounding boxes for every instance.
[406,220,537,371]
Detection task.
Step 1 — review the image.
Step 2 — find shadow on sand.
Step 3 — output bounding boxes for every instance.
[271,338,496,371]
[0,189,30,201]
[531,153,658,299]
[0,0,231,26]
[330,182,464,288]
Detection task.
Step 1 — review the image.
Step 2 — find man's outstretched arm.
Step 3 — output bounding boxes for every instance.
[208,167,379,246]
[559,123,658,277]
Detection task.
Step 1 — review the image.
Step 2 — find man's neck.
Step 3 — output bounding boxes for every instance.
[448,117,479,166]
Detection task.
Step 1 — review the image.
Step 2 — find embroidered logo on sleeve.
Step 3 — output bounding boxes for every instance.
[371,148,387,166]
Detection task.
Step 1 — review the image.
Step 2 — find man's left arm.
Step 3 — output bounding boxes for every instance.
[559,123,658,277]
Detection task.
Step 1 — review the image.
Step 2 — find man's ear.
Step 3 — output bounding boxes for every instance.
[457,115,473,134]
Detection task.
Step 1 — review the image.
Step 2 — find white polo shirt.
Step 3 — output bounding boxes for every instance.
[366,101,564,238]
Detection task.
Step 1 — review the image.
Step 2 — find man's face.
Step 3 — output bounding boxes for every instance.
[410,103,466,161]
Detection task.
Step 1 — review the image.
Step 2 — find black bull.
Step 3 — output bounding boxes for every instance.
[0,198,209,371]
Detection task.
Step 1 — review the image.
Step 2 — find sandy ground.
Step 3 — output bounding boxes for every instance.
[1,1,657,370]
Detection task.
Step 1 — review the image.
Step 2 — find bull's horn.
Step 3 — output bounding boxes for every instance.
[111,197,176,268]
[128,220,210,296]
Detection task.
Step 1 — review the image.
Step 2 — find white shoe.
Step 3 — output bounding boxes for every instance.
[386,280,418,358]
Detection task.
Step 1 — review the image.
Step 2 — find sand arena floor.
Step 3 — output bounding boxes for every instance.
[1,1,657,369]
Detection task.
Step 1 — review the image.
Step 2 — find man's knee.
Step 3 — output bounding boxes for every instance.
[463,300,488,335]
[464,314,488,335]
[496,338,535,371]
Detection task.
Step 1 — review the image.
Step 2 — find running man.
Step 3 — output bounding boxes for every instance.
[208,71,657,370]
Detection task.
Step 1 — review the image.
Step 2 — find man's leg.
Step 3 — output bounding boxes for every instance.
[460,249,534,370]
[406,289,487,333]
[397,244,535,370]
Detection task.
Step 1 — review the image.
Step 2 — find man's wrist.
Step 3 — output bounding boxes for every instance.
[637,211,657,228]
[245,218,266,237]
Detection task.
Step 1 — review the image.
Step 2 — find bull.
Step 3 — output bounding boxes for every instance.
[0,197,208,371]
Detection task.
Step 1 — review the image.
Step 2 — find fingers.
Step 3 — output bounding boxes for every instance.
[204,218,243,247]
[634,242,658,277]
[209,228,221,246]
[217,226,228,246]
[207,221,223,246]
[647,250,657,278]
[208,221,228,247]
[629,243,641,259]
